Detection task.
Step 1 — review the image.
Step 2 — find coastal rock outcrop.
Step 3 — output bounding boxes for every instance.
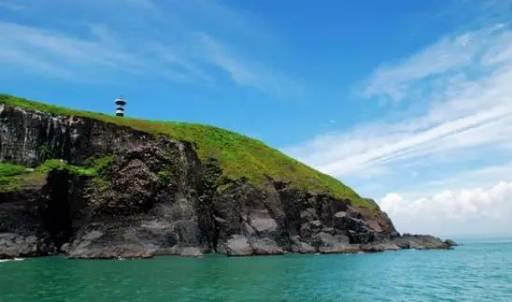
[0,102,454,259]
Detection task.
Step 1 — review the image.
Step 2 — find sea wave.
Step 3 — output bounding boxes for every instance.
[0,258,24,263]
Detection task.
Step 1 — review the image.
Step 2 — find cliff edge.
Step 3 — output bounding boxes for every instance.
[0,95,454,258]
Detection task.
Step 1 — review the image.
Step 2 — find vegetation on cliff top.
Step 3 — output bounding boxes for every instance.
[0,162,45,193]
[0,94,373,209]
[0,160,101,193]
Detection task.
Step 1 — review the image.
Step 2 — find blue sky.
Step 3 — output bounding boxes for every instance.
[1,0,512,236]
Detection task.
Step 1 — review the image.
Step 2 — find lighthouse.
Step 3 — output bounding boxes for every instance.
[115,97,126,117]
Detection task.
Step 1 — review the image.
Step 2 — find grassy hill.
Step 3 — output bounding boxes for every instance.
[0,94,373,210]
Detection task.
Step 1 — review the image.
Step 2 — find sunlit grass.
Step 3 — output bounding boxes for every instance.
[0,94,374,210]
[0,162,41,192]
[0,160,100,193]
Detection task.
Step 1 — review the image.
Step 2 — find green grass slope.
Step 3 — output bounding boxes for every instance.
[0,94,373,209]
[0,160,98,193]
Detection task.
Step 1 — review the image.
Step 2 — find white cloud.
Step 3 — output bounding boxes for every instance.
[318,104,510,176]
[421,162,512,195]
[379,181,512,236]
[197,33,296,95]
[285,25,512,178]
[0,21,149,80]
[284,25,512,237]
[0,2,296,95]
[362,25,506,103]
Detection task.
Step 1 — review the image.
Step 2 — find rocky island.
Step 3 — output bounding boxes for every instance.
[0,95,454,259]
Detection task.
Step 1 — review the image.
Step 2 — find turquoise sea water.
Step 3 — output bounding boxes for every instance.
[1,238,511,302]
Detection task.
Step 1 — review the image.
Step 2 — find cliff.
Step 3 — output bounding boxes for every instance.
[0,95,453,258]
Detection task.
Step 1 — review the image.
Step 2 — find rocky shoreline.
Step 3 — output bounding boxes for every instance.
[0,103,455,259]
[0,233,455,259]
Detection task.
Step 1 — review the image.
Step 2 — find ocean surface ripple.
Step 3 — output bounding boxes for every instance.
[1,238,511,301]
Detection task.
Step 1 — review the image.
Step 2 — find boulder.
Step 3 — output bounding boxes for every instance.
[225,235,253,256]
[251,238,284,255]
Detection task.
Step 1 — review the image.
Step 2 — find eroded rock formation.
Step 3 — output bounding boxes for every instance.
[0,104,454,258]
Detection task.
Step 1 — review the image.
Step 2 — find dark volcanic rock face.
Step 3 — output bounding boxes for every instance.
[0,104,454,258]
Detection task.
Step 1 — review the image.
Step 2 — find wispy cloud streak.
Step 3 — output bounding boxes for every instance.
[361,25,508,103]
[0,2,296,95]
[286,25,512,177]
[284,24,512,236]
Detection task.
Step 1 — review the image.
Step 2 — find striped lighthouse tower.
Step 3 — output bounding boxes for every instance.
[115,96,126,117]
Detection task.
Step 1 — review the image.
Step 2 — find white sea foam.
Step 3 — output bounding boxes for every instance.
[0,258,24,263]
